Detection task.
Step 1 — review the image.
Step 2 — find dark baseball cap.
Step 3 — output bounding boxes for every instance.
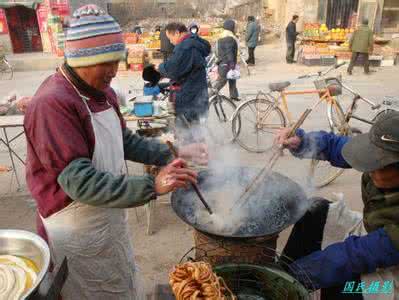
[342,111,399,172]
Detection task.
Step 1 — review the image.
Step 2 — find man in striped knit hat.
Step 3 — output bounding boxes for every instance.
[24,5,207,299]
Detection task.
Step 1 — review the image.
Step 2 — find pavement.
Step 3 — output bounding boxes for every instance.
[0,43,399,296]
[5,52,63,72]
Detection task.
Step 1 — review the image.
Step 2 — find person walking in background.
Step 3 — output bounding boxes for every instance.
[160,25,175,62]
[286,15,300,64]
[159,22,211,124]
[245,16,259,66]
[189,22,200,35]
[347,19,374,75]
[212,19,239,101]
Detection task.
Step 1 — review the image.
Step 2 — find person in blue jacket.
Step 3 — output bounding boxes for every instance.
[158,22,211,124]
[276,111,399,298]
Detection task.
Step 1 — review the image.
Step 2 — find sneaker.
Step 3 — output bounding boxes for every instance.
[231,97,241,102]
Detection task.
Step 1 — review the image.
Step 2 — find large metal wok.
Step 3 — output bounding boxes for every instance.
[172,167,311,238]
[0,230,68,299]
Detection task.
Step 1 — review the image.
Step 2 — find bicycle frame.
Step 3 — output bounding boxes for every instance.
[257,88,335,127]
[337,80,379,126]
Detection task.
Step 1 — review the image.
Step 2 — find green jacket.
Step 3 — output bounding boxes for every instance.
[362,173,399,250]
[57,127,172,208]
[349,25,373,54]
[246,21,259,48]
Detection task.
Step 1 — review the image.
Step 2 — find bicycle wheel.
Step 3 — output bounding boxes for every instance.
[372,109,396,123]
[232,97,286,153]
[207,95,240,145]
[309,101,350,188]
[0,59,13,80]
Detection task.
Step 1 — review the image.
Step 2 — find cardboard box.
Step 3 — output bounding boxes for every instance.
[381,60,395,67]
[303,54,321,59]
[127,57,144,64]
[303,58,321,66]
[118,62,128,71]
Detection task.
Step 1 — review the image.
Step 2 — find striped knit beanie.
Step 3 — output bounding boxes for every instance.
[65,5,125,67]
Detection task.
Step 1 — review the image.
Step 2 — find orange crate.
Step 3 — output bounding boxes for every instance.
[124,33,139,44]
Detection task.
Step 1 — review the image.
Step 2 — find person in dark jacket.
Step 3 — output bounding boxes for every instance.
[347,19,374,75]
[189,22,199,35]
[159,22,211,123]
[245,16,259,65]
[286,15,300,64]
[160,26,175,62]
[276,112,399,297]
[211,19,239,100]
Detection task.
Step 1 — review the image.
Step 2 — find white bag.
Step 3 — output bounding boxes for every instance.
[226,65,240,80]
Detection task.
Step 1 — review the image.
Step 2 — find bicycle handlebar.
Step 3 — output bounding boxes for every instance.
[297,61,347,79]
[335,61,347,69]
[338,79,379,109]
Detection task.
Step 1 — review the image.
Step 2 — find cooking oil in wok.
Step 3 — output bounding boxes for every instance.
[0,255,39,299]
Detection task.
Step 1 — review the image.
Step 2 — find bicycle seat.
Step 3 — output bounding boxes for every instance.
[269,81,291,92]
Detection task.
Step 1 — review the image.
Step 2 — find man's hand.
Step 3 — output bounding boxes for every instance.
[155,159,197,195]
[178,143,209,166]
[16,97,31,114]
[275,128,302,150]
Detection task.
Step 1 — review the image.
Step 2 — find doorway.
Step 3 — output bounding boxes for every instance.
[325,0,360,28]
[5,5,42,53]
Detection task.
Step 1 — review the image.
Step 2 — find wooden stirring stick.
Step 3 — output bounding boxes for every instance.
[166,141,213,215]
[235,108,313,209]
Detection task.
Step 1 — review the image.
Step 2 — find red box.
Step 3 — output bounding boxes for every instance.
[0,9,9,34]
[130,64,144,72]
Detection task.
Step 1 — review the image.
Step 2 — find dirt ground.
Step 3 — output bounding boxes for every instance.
[1,43,399,297]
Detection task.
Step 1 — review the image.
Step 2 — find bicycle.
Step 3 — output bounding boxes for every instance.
[231,62,383,187]
[0,54,13,80]
[207,83,242,146]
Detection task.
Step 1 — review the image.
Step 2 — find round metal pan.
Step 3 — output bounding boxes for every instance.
[171,167,310,238]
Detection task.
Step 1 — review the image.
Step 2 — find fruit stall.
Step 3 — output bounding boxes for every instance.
[119,24,225,73]
[298,22,397,67]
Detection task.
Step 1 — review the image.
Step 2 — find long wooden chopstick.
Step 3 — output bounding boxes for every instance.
[235,108,313,208]
[166,141,213,215]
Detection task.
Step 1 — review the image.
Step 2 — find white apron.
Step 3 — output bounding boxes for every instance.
[322,198,399,300]
[40,73,138,299]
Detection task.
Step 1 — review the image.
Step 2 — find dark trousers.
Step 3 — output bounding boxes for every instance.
[247,47,256,64]
[282,198,363,300]
[286,41,295,63]
[213,77,239,99]
[348,52,370,74]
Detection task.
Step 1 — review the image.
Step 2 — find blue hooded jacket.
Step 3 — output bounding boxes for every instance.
[158,34,211,121]
[289,129,399,289]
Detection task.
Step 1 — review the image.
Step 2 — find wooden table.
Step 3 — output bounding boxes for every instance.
[0,115,25,188]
